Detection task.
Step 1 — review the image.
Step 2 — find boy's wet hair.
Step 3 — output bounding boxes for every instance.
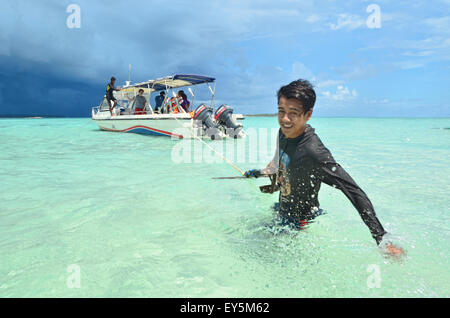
[138,89,144,93]
[277,79,316,114]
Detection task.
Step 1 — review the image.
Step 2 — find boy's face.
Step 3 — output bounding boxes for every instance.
[278,96,312,138]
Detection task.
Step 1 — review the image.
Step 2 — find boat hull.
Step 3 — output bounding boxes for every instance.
[92,113,244,139]
[94,117,191,139]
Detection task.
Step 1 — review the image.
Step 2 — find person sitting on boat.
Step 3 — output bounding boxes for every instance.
[129,89,148,115]
[177,90,190,112]
[106,76,121,116]
[154,91,165,113]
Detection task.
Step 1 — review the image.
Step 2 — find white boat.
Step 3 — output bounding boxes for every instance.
[91,74,245,139]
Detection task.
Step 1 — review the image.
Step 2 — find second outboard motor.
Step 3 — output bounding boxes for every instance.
[215,104,243,138]
[193,104,222,140]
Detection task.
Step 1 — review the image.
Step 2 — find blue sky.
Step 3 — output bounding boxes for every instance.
[0,0,449,117]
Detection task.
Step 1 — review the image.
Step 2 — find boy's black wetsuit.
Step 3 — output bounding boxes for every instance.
[272,125,387,244]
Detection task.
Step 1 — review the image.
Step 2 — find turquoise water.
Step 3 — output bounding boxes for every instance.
[0,117,449,297]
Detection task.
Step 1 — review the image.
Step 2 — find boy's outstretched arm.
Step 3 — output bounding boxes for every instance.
[310,144,404,255]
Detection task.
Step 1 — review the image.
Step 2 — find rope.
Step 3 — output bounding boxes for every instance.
[172,115,244,176]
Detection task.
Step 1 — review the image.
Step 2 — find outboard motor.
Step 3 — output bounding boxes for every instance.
[193,104,222,140]
[215,104,243,138]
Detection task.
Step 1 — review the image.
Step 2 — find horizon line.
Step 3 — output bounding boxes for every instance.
[1,115,449,119]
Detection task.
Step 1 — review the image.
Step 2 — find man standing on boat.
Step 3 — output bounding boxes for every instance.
[106,76,122,116]
[244,79,404,256]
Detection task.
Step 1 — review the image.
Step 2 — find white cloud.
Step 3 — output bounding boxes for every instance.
[395,60,427,70]
[402,50,434,57]
[306,14,321,23]
[328,14,365,31]
[315,79,344,88]
[425,16,450,34]
[292,62,315,80]
[400,37,450,51]
[289,63,359,104]
[333,63,380,81]
[321,85,357,101]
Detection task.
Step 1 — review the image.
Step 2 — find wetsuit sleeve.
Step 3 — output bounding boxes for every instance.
[310,144,387,244]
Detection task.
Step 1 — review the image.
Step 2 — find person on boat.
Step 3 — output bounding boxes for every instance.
[154,91,165,113]
[244,79,404,257]
[177,90,190,112]
[106,77,121,116]
[129,89,148,115]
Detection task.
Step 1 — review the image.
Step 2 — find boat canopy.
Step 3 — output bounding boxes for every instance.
[126,74,215,92]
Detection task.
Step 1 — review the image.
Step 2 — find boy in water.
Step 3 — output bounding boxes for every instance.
[245,79,404,256]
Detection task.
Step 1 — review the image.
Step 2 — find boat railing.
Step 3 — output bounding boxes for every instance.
[92,106,194,117]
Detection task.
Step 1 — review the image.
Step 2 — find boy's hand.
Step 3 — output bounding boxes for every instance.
[244,169,262,178]
[379,234,405,259]
[385,243,405,256]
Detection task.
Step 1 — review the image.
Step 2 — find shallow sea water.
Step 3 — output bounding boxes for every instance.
[0,117,449,297]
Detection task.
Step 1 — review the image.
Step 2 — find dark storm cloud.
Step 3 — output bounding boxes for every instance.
[0,0,325,116]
